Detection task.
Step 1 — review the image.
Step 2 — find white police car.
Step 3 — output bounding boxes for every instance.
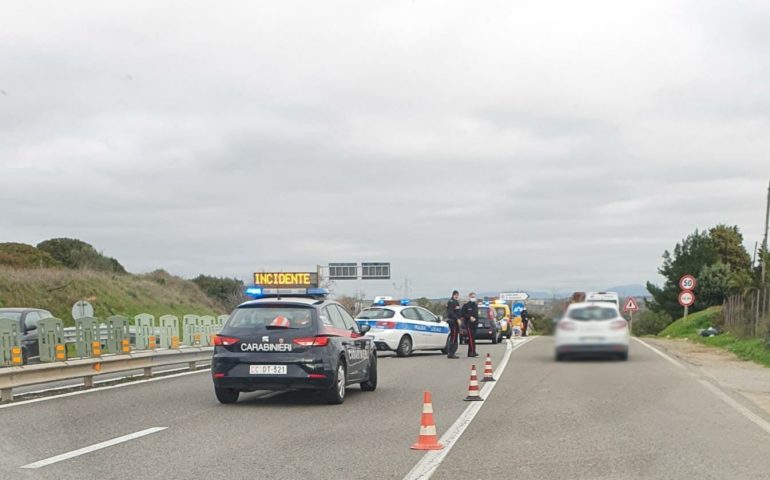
[355,300,449,357]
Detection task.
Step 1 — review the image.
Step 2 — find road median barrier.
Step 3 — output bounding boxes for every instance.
[0,346,214,403]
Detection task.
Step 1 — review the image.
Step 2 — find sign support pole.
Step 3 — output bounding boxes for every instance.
[684,305,689,321]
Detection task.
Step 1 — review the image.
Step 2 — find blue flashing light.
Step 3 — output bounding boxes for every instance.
[306,287,330,297]
[483,300,490,306]
[245,286,264,298]
[400,299,410,306]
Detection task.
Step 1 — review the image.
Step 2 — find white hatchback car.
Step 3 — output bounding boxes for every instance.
[355,305,449,357]
[554,302,630,361]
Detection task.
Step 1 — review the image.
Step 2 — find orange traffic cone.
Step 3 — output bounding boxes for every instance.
[464,365,484,401]
[410,391,444,450]
[481,353,496,382]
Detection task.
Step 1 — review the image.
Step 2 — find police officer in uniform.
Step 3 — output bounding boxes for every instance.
[446,290,462,359]
[461,292,479,357]
[521,307,530,337]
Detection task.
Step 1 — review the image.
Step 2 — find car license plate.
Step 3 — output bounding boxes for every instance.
[581,336,604,343]
[249,365,287,375]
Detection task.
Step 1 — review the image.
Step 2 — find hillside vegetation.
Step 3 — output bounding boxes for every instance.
[0,267,226,326]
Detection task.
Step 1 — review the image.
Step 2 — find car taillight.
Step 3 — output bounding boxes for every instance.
[214,335,240,346]
[213,372,225,379]
[292,336,331,347]
[610,320,628,330]
[308,373,327,379]
[375,321,396,329]
[558,321,576,331]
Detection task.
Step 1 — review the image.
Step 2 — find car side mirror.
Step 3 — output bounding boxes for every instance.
[437,315,444,322]
[26,324,37,332]
[358,324,371,334]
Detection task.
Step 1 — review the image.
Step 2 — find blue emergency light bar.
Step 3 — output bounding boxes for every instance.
[244,286,329,299]
[400,299,410,306]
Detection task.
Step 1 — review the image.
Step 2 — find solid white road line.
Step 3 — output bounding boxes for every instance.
[0,369,210,410]
[697,379,770,435]
[20,427,167,469]
[403,337,535,480]
[632,337,686,369]
[635,338,770,437]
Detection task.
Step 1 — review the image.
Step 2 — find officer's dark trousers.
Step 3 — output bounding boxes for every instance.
[465,321,477,356]
[447,320,459,357]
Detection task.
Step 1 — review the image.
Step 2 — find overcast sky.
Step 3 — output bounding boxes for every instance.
[2,0,769,298]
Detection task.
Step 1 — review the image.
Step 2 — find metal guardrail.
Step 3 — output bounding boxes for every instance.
[0,346,213,402]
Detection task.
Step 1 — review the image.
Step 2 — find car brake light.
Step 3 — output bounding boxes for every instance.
[375,321,396,329]
[308,373,327,379]
[213,372,225,378]
[292,336,331,347]
[611,320,628,330]
[558,321,576,331]
[214,335,240,346]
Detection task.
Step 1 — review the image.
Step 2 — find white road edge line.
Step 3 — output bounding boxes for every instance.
[20,427,167,469]
[635,338,770,436]
[632,337,686,369]
[697,379,770,435]
[403,337,535,480]
[0,368,210,410]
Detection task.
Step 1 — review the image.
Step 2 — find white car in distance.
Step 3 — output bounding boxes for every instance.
[555,302,630,361]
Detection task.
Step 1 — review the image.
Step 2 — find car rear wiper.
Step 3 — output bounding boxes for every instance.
[265,325,298,330]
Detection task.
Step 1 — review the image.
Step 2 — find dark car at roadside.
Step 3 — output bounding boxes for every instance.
[0,308,53,364]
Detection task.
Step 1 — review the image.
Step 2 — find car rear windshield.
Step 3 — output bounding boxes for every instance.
[0,312,22,321]
[226,305,316,332]
[478,307,494,321]
[568,307,618,321]
[356,308,395,319]
[494,307,507,318]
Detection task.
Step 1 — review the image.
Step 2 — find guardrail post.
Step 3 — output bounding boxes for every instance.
[134,314,155,350]
[182,315,199,346]
[84,376,94,389]
[159,315,179,349]
[143,367,153,378]
[0,317,23,367]
[39,318,66,363]
[106,316,130,354]
[199,316,215,346]
[1,387,12,402]
[74,317,98,358]
[188,361,196,371]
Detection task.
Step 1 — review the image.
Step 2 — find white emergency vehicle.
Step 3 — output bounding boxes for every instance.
[585,291,620,308]
[355,300,449,357]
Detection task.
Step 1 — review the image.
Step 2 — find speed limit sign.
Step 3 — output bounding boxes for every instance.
[678,290,695,307]
[679,275,697,291]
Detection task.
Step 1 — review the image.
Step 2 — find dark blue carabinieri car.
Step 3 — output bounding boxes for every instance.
[211,288,377,405]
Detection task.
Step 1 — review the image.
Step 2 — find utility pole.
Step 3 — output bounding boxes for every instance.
[762,182,770,287]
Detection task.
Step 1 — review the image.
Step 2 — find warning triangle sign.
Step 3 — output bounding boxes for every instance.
[623,297,639,311]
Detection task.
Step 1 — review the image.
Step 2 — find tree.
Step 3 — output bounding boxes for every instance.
[709,225,751,272]
[336,295,358,314]
[191,275,244,310]
[631,310,673,336]
[646,229,718,318]
[0,243,62,268]
[698,262,731,306]
[37,238,126,273]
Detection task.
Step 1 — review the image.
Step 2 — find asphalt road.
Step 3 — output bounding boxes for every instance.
[1,337,769,480]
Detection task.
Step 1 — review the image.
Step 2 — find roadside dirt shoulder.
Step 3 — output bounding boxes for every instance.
[645,337,770,416]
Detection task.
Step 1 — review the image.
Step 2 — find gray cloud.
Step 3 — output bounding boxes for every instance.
[2,0,769,298]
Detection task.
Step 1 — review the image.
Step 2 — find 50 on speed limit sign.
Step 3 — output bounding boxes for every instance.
[678,290,695,307]
[679,275,697,291]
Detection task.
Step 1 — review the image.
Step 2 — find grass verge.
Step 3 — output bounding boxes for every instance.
[658,306,770,368]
